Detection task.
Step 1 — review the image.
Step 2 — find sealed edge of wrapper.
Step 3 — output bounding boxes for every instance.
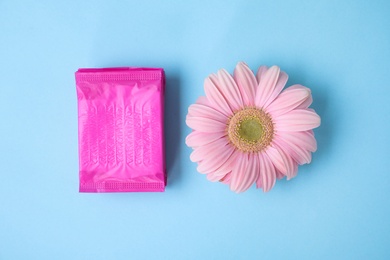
[80,182,165,193]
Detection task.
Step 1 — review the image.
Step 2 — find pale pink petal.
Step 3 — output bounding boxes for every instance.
[271,141,298,179]
[256,172,263,188]
[255,66,288,108]
[190,138,228,162]
[235,153,259,192]
[220,172,232,184]
[297,93,312,109]
[206,172,222,182]
[206,170,230,180]
[263,71,288,108]
[186,116,227,133]
[274,135,312,165]
[264,145,287,175]
[255,66,280,108]
[256,66,268,83]
[288,164,298,180]
[204,76,233,116]
[213,148,240,176]
[266,85,311,117]
[207,171,229,182]
[273,109,321,132]
[185,131,227,148]
[257,153,276,192]
[263,153,277,192]
[233,62,257,106]
[188,103,227,123]
[306,108,316,113]
[195,96,209,106]
[214,70,244,112]
[230,152,250,193]
[197,144,235,174]
[307,129,315,142]
[276,170,284,180]
[279,131,317,153]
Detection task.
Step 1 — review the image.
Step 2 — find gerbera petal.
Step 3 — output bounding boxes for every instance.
[213,148,240,176]
[255,66,280,108]
[297,93,313,109]
[215,69,244,112]
[271,142,297,179]
[289,164,298,180]
[206,172,225,182]
[266,85,311,117]
[186,116,227,133]
[306,129,316,147]
[197,144,235,174]
[188,103,227,123]
[273,109,321,132]
[190,138,228,163]
[185,131,226,148]
[263,71,288,108]
[279,131,317,153]
[207,169,232,182]
[230,152,250,193]
[238,153,259,192]
[256,172,263,188]
[264,145,287,175]
[256,65,268,83]
[274,135,312,165]
[255,66,288,108]
[220,171,232,184]
[276,170,284,180]
[257,153,276,192]
[204,76,233,116]
[233,62,257,106]
[194,96,209,106]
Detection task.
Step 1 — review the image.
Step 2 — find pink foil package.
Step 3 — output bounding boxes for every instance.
[75,68,166,192]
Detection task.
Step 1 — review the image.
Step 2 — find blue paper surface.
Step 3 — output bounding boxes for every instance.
[1,0,389,259]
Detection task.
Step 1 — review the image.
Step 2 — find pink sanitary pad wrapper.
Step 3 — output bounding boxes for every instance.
[75,67,166,192]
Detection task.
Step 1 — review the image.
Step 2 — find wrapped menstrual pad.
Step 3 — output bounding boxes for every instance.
[75,68,166,192]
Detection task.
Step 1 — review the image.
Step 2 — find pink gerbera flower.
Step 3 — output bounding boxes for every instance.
[185,62,321,193]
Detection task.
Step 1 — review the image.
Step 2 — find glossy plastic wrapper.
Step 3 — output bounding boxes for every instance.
[75,67,166,192]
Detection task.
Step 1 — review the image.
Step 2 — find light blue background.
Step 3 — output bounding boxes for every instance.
[1,0,389,259]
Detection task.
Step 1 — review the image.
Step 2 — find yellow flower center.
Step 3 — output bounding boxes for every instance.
[227,108,274,153]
